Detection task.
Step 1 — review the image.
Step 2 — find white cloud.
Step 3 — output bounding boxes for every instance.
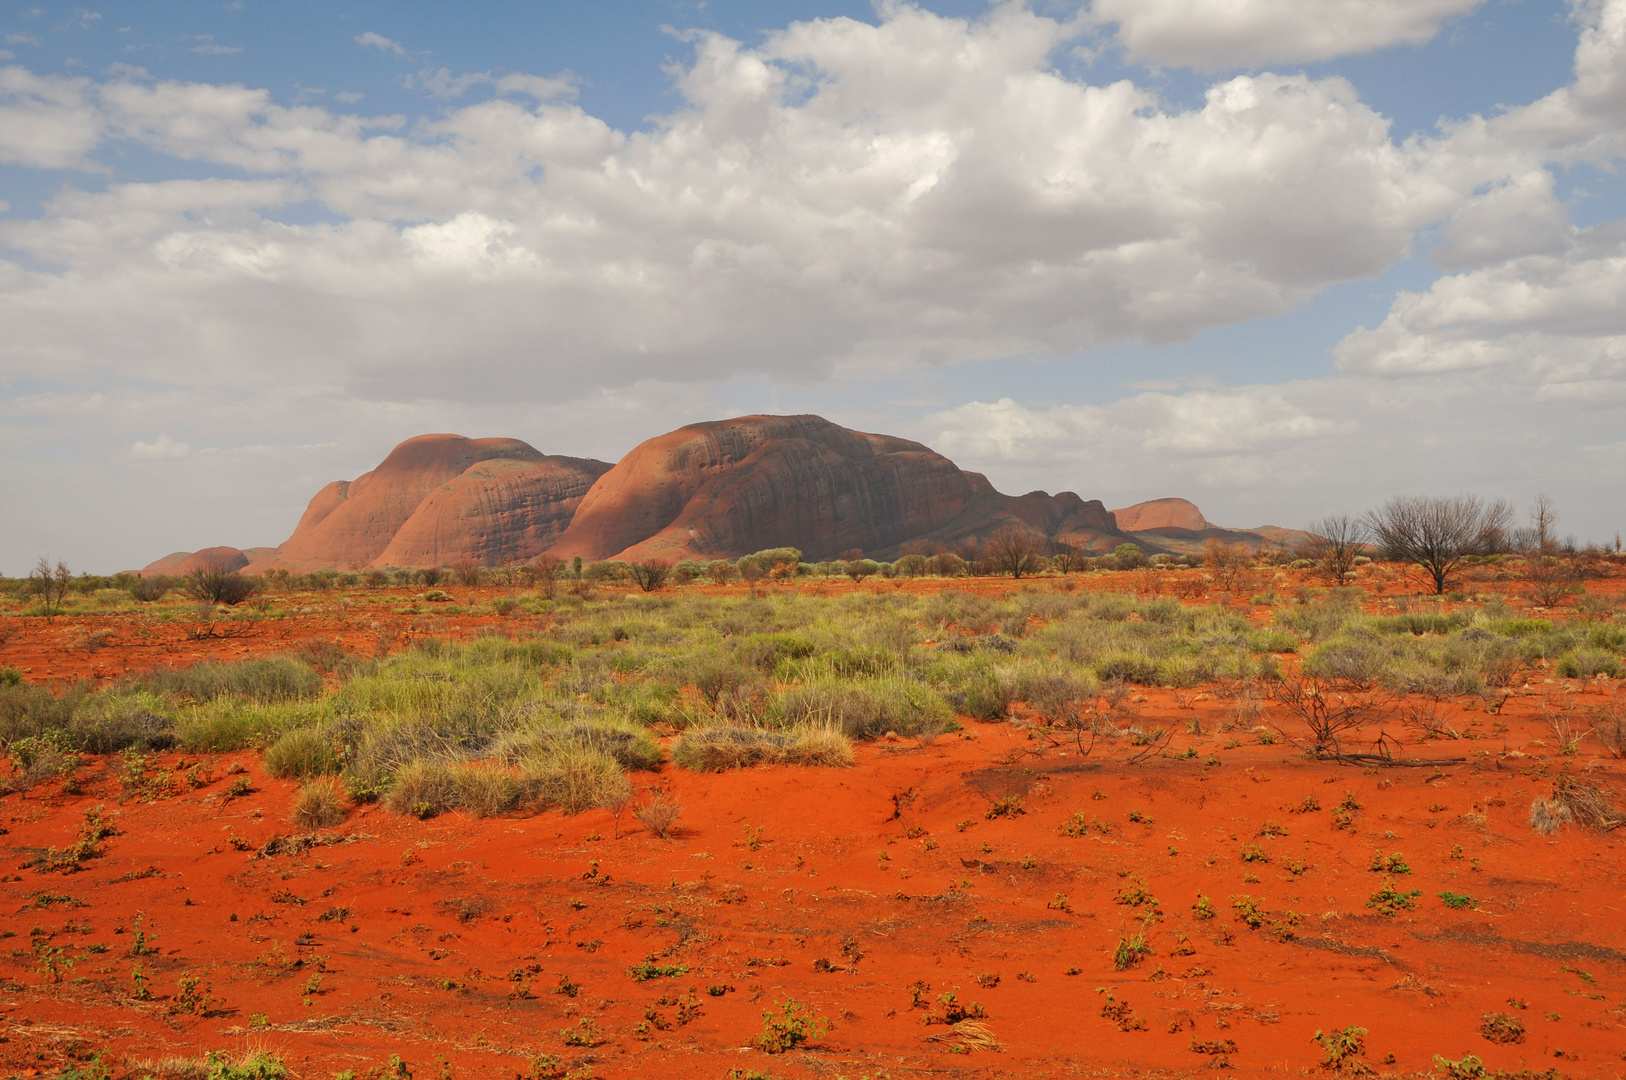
[407,67,492,99]
[5,34,40,46]
[0,5,1482,407]
[1088,0,1484,69]
[355,31,407,57]
[129,433,192,459]
[0,66,101,168]
[189,35,242,57]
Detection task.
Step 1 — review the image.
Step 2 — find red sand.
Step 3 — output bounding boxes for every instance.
[3,573,1625,1077]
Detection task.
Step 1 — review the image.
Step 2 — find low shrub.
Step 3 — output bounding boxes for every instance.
[264,728,340,780]
[519,743,630,814]
[291,778,346,829]
[450,761,522,817]
[672,725,853,771]
[385,759,459,819]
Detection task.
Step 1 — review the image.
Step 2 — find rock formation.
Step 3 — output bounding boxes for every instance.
[140,416,1310,571]
[1111,497,1213,533]
[547,415,982,562]
[250,434,610,570]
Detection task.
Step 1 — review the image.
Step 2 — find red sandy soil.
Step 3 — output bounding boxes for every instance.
[2,572,1625,1077]
[3,692,1625,1077]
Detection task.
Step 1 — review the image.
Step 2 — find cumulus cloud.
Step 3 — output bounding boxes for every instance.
[1088,0,1485,69]
[355,31,407,57]
[0,4,1484,408]
[0,66,100,167]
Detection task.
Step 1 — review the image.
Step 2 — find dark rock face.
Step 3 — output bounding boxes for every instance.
[264,434,610,569]
[547,415,982,562]
[889,487,1131,556]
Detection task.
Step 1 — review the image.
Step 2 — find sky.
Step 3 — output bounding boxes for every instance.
[2,0,1625,572]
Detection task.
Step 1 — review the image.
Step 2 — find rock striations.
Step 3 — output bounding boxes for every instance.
[143,416,1304,572]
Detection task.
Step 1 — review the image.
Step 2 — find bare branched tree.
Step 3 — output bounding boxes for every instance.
[184,555,257,606]
[29,557,72,616]
[1202,538,1253,592]
[627,558,674,592]
[986,526,1043,579]
[1050,541,1083,575]
[1363,494,1512,595]
[1300,514,1366,586]
[532,556,564,599]
[1530,493,1559,555]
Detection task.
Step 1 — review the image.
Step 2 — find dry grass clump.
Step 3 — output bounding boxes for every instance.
[385,759,460,819]
[923,1020,1002,1052]
[1530,776,1624,835]
[520,743,631,814]
[491,719,661,771]
[451,761,522,818]
[290,777,347,829]
[671,725,853,771]
[263,727,339,780]
[634,790,684,838]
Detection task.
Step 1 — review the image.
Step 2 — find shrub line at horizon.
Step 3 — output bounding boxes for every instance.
[1,552,1622,820]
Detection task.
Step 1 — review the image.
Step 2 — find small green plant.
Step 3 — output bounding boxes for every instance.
[1240,844,1269,863]
[129,912,158,956]
[559,1017,603,1047]
[986,795,1025,819]
[1312,1026,1367,1071]
[171,973,214,1016]
[1432,1054,1488,1080]
[1369,851,1411,875]
[743,824,765,850]
[1231,894,1265,928]
[1127,808,1151,824]
[1479,1011,1525,1044]
[1258,819,1288,837]
[753,998,830,1054]
[628,959,688,981]
[1112,931,1153,970]
[1439,891,1475,909]
[1192,894,1215,920]
[1114,878,1158,908]
[1366,880,1422,916]
[34,940,71,982]
[131,962,151,1000]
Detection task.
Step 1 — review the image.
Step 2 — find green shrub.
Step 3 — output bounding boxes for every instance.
[138,657,321,703]
[264,728,340,779]
[519,743,630,813]
[384,759,459,819]
[1556,649,1623,679]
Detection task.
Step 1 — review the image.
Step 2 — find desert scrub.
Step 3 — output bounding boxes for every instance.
[672,725,853,771]
[264,727,340,779]
[290,777,346,829]
[1479,1012,1525,1044]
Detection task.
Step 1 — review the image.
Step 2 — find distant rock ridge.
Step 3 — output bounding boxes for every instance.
[143,416,1305,573]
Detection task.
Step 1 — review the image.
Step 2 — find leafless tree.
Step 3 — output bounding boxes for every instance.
[986,526,1043,579]
[627,558,674,592]
[532,556,564,599]
[1530,493,1559,555]
[1300,514,1366,586]
[184,555,257,606]
[28,557,72,616]
[1363,494,1512,595]
[1202,538,1252,592]
[1050,541,1083,575]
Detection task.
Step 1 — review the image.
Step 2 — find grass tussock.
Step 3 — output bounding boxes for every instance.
[672,725,853,771]
[1531,776,1624,835]
[291,777,347,829]
[263,727,340,779]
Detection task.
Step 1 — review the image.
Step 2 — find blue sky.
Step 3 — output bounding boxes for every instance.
[2,0,1624,570]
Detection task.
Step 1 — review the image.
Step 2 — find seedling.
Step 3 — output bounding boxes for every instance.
[559,1017,603,1047]
[1097,988,1147,1031]
[1439,891,1475,909]
[986,795,1024,820]
[1368,851,1411,875]
[627,958,688,981]
[1192,895,1216,920]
